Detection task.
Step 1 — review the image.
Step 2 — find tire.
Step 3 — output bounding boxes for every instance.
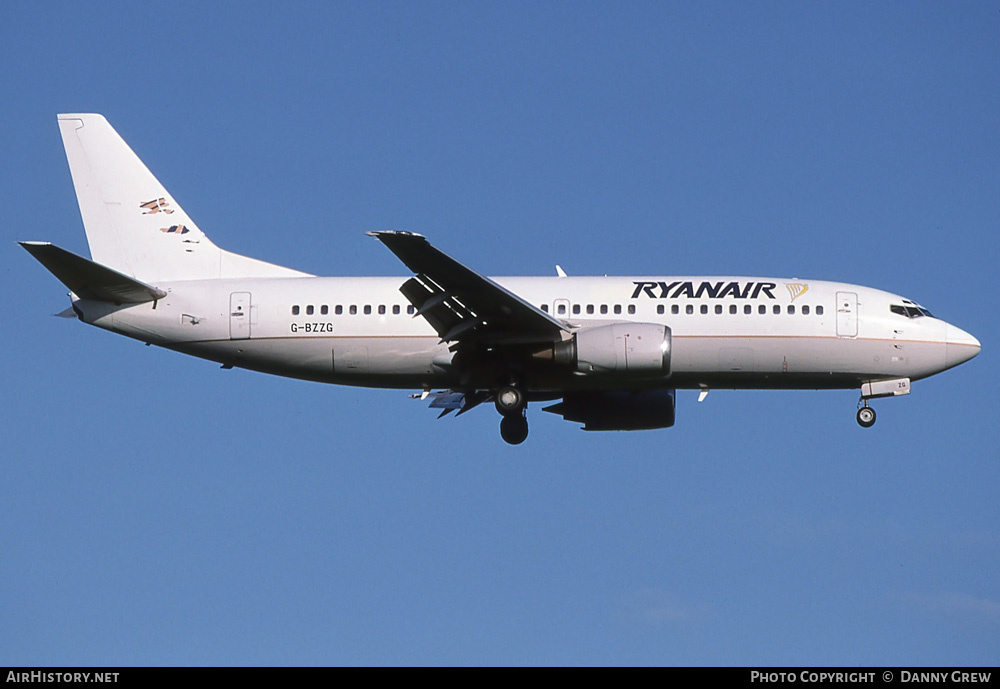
[495,386,526,416]
[500,415,529,445]
[857,406,876,428]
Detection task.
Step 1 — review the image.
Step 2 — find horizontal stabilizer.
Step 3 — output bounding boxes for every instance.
[20,242,167,304]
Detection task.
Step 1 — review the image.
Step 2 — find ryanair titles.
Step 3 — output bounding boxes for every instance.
[631,280,777,300]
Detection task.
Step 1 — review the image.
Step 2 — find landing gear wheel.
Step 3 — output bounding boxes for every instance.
[500,414,529,445]
[495,386,526,416]
[857,406,876,428]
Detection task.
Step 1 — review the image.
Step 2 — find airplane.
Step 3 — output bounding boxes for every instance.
[22,114,981,445]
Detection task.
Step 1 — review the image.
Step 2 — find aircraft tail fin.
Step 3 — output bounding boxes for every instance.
[20,241,166,304]
[57,114,309,282]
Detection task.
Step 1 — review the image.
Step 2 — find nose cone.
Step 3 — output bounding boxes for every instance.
[945,323,981,369]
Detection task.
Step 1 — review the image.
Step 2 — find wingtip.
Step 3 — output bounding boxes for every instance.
[367,230,426,240]
[19,241,53,255]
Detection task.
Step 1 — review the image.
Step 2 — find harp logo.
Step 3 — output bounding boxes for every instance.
[785,283,809,301]
[140,198,174,215]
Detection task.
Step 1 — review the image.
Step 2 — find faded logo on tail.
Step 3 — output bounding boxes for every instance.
[140,198,174,215]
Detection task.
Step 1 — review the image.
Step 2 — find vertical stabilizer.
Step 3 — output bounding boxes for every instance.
[57,114,308,282]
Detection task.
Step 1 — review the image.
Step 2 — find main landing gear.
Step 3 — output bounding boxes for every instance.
[496,385,528,445]
[856,401,876,428]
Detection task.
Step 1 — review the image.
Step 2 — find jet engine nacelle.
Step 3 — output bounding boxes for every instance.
[549,323,671,375]
[543,389,676,430]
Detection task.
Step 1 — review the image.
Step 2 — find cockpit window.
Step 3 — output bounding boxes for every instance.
[891,304,934,319]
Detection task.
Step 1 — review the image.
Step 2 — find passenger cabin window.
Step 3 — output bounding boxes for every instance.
[291,305,300,315]
[802,305,810,315]
[393,305,400,315]
[686,305,693,315]
[350,305,357,315]
[600,305,608,315]
[730,305,737,315]
[672,305,679,315]
[657,305,665,315]
[816,305,824,315]
[557,304,566,315]
[715,305,723,315]
[364,305,372,315]
[586,305,595,315]
[700,305,708,315]
[628,305,636,315]
[407,305,416,315]
[744,305,751,315]
[306,305,314,315]
[541,304,549,313]
[614,305,622,315]
[573,304,581,315]
[321,305,329,315]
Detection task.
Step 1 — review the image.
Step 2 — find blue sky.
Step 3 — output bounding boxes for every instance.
[2,2,998,666]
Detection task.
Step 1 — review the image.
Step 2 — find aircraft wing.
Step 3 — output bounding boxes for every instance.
[368,231,569,345]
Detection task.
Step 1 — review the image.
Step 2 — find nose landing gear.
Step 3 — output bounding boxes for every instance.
[855,378,910,428]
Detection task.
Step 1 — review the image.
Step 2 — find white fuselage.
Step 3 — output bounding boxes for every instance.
[72,274,980,393]
[29,114,982,441]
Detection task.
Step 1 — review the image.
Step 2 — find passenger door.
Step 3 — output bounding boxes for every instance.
[836,291,857,338]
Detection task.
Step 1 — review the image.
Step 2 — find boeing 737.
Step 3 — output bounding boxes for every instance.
[22,114,981,444]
